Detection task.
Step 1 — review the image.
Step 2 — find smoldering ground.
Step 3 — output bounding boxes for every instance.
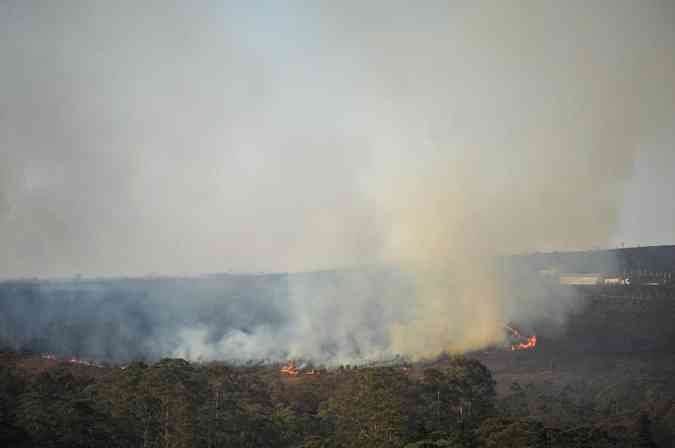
[1,1,674,361]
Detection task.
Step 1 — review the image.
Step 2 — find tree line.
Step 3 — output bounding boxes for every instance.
[0,351,666,447]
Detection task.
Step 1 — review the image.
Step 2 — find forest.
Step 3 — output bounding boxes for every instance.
[1,348,672,448]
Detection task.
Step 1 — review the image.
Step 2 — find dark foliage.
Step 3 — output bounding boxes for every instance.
[0,351,672,447]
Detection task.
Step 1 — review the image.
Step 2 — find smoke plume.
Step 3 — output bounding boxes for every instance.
[321,0,675,356]
[1,1,674,361]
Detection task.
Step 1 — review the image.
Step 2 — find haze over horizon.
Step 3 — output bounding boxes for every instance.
[1,0,675,361]
[1,1,674,279]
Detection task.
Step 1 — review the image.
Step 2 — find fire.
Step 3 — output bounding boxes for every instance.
[40,353,101,367]
[505,324,537,351]
[280,360,300,376]
[279,361,320,377]
[511,335,537,351]
[67,356,101,366]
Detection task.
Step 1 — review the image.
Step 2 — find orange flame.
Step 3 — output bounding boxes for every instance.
[280,360,300,376]
[511,335,537,351]
[279,361,320,376]
[505,325,537,351]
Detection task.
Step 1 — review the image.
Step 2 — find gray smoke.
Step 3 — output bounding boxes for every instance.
[0,270,413,364]
[1,1,674,361]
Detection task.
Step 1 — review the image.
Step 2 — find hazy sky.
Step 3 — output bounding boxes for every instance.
[1,1,674,279]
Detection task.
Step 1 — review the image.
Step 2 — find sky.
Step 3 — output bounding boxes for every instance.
[613,131,675,248]
[1,1,674,279]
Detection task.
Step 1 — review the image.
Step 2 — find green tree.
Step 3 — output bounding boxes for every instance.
[97,361,159,448]
[142,358,203,448]
[477,417,546,448]
[417,357,496,443]
[0,366,30,447]
[197,364,281,448]
[320,367,415,448]
[17,367,119,447]
[637,412,657,448]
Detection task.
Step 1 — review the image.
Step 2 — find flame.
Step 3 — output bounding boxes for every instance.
[67,356,98,366]
[279,361,320,377]
[505,324,537,351]
[280,360,300,376]
[41,353,100,366]
[511,335,537,351]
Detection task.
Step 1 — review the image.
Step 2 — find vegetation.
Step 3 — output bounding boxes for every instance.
[1,351,672,447]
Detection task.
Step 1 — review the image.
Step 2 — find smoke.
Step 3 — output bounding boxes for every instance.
[1,2,674,361]
[0,271,412,364]
[318,1,675,356]
[169,269,414,364]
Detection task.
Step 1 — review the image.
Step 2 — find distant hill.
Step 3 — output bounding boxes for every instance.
[506,245,675,275]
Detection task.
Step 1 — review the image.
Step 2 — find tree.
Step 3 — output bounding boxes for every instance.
[477,417,546,448]
[319,367,415,448]
[637,412,657,448]
[97,361,159,448]
[417,357,496,442]
[16,367,120,447]
[196,364,282,448]
[0,366,29,447]
[144,359,200,448]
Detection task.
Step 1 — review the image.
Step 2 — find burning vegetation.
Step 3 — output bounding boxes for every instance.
[279,360,320,377]
[504,325,537,352]
[280,360,300,376]
[41,353,102,367]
